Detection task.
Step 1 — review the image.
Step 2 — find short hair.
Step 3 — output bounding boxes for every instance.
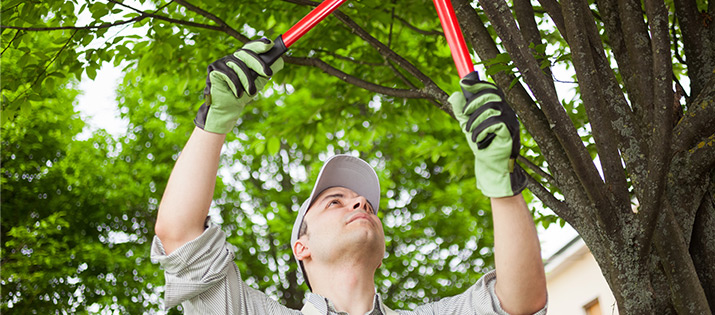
[298,218,309,239]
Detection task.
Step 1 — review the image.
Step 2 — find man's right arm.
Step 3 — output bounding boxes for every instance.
[154,39,284,255]
[154,127,225,255]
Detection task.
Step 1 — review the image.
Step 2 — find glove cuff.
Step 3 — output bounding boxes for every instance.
[476,160,527,198]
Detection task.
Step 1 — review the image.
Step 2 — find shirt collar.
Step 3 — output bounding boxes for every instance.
[306,292,384,315]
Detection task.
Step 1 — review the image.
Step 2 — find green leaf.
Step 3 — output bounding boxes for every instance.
[267,137,280,156]
[302,134,314,149]
[86,66,97,80]
[254,141,265,155]
[485,64,513,76]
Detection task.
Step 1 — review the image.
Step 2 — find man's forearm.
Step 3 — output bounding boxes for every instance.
[491,194,547,314]
[155,127,226,254]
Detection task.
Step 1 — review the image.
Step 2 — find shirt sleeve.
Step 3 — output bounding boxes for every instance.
[408,270,547,315]
[150,222,299,315]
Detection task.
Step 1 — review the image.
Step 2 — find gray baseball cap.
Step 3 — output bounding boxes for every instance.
[290,154,380,290]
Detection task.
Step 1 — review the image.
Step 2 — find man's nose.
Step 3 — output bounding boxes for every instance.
[351,196,370,212]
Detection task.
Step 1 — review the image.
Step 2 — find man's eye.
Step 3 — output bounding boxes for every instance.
[328,200,340,206]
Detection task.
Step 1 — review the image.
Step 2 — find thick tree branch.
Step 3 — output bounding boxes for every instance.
[561,0,631,217]
[594,0,647,126]
[674,0,715,98]
[685,134,715,176]
[284,56,428,99]
[537,0,567,39]
[453,0,593,215]
[617,0,655,121]
[479,0,610,211]
[513,0,554,87]
[673,75,715,152]
[639,0,676,259]
[654,205,713,314]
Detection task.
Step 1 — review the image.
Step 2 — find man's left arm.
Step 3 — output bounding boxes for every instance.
[491,194,546,314]
[449,77,546,314]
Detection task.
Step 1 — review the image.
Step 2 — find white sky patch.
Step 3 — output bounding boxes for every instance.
[74,63,130,140]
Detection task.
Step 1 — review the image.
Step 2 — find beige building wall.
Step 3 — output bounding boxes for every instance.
[545,237,619,315]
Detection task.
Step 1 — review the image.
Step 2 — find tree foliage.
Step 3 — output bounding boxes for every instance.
[2,0,714,314]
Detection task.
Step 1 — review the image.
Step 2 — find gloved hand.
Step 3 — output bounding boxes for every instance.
[448,77,526,198]
[194,39,284,134]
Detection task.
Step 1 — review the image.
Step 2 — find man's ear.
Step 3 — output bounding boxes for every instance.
[293,239,311,261]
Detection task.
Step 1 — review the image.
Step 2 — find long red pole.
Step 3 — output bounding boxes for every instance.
[433,0,474,78]
[258,0,348,66]
[282,0,348,48]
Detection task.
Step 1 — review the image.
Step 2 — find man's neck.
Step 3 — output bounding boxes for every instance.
[309,262,378,315]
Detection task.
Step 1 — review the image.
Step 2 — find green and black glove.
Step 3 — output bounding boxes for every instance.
[449,77,526,198]
[195,39,284,134]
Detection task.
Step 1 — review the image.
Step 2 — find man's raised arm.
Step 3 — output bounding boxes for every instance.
[154,39,284,255]
[449,77,547,314]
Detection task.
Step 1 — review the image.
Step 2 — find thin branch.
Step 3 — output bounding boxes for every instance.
[517,155,555,185]
[1,15,147,31]
[1,29,21,56]
[521,168,573,223]
[671,14,687,66]
[329,11,449,110]
[387,0,396,48]
[8,30,78,107]
[172,0,249,42]
[278,0,450,110]
[284,56,428,99]
[386,61,417,89]
[307,48,384,66]
[110,0,232,36]
[393,15,443,36]
[385,61,444,109]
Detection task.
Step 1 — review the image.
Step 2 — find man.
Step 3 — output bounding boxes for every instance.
[152,39,547,315]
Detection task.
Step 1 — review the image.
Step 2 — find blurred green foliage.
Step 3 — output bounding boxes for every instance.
[0,0,554,313]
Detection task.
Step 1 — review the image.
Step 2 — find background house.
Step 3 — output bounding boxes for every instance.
[544,236,619,315]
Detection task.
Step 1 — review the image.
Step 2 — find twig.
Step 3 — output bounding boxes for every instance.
[172,0,248,42]
[517,155,556,185]
[284,56,427,99]
[1,15,147,31]
[9,30,78,107]
[1,29,21,56]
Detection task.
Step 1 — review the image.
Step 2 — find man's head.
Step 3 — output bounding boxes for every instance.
[290,155,384,290]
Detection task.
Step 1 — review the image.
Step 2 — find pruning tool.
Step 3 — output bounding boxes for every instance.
[433,0,479,98]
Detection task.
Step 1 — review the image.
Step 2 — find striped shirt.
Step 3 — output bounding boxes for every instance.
[151,223,547,315]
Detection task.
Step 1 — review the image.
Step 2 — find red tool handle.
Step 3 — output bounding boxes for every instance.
[433,0,474,79]
[260,0,348,66]
[282,0,348,48]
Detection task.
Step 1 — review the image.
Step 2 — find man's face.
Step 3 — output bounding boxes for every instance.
[300,186,386,267]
